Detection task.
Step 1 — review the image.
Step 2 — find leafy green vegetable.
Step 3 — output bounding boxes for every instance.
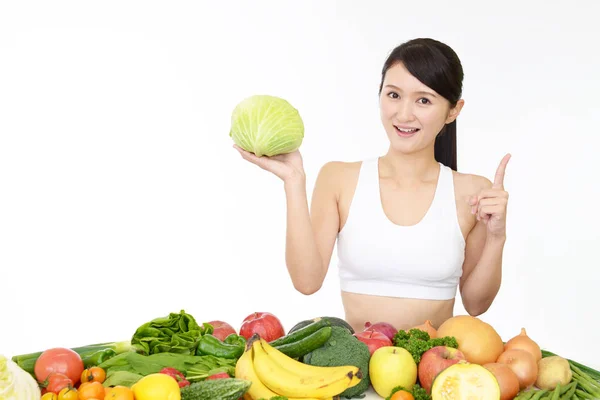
[387,383,430,400]
[102,370,143,388]
[82,348,117,368]
[393,329,458,365]
[97,351,236,382]
[131,309,213,355]
[229,94,304,157]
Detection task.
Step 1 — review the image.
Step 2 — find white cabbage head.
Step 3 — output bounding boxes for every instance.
[0,355,40,400]
[229,94,304,157]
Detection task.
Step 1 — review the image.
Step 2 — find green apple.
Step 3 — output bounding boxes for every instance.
[369,346,417,398]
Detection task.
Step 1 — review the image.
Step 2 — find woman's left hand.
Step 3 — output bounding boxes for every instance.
[469,154,511,238]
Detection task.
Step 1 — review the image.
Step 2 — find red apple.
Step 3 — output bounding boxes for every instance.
[354,330,393,356]
[418,346,467,393]
[206,320,237,341]
[239,312,285,342]
[364,321,397,341]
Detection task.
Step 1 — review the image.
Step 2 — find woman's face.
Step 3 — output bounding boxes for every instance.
[379,62,463,155]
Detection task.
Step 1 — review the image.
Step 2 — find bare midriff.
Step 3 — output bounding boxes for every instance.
[341,290,455,333]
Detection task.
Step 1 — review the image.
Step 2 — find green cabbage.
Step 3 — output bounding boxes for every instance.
[229,94,304,157]
[0,354,40,399]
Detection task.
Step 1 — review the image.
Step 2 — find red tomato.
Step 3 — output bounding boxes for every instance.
[35,348,84,385]
[45,373,73,394]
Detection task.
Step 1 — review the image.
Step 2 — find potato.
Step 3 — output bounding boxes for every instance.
[535,356,573,390]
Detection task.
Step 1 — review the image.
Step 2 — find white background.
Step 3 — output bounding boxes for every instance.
[1,1,599,370]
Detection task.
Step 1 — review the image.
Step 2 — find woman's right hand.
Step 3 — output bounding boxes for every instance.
[233,144,306,184]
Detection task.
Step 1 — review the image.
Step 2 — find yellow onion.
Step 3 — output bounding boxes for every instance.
[504,328,542,362]
[497,349,538,390]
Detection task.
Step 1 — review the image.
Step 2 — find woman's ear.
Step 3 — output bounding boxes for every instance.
[446,99,465,124]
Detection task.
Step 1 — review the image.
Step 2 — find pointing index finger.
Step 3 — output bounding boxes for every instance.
[493,153,512,188]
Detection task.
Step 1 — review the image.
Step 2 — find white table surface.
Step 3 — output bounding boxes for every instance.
[363,387,383,399]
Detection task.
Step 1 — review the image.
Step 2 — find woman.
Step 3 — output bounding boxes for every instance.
[234,38,511,333]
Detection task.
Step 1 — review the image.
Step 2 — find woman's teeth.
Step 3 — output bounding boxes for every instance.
[394,126,420,135]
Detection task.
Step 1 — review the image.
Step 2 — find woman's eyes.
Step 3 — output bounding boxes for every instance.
[387,92,431,104]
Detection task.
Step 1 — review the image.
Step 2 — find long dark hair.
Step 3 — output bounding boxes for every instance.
[378,38,464,171]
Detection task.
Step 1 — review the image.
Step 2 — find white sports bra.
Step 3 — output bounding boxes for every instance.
[336,158,466,300]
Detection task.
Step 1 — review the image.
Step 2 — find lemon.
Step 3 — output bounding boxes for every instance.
[131,373,181,400]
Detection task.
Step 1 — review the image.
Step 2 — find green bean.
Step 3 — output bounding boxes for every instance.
[550,383,562,400]
[561,382,578,400]
[516,389,538,400]
[531,389,549,400]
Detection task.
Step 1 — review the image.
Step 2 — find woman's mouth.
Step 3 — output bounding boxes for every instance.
[394,125,420,137]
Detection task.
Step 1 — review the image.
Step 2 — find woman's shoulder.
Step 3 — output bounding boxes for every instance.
[452,170,493,196]
[314,160,364,194]
[318,160,363,176]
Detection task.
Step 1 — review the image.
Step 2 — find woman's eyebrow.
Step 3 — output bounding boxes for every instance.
[384,84,437,98]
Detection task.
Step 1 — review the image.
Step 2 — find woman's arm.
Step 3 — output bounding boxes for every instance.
[459,154,511,315]
[459,218,506,316]
[283,162,341,294]
[233,145,341,295]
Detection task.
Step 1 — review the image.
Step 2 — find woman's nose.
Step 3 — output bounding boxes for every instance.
[396,100,415,121]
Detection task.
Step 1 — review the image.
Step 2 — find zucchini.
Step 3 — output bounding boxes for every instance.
[288,316,354,335]
[180,378,251,400]
[273,326,332,358]
[269,317,331,347]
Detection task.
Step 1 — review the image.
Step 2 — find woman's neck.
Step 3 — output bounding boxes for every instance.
[379,146,439,184]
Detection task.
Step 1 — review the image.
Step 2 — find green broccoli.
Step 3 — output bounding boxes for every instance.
[302,326,371,398]
[392,329,458,365]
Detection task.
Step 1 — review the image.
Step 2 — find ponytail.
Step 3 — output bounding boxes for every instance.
[434,120,457,171]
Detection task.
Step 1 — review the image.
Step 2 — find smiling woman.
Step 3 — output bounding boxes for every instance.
[234,37,511,334]
[237,39,509,338]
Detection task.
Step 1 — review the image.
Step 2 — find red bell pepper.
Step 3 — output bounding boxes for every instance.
[206,372,230,380]
[159,367,190,388]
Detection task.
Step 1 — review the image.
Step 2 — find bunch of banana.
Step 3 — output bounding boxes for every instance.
[235,333,362,400]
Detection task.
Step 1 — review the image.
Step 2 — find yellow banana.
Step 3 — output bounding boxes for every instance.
[235,344,281,400]
[236,337,338,400]
[259,337,362,388]
[252,337,359,398]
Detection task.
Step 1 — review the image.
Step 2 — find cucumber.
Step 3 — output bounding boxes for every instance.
[180,378,251,400]
[288,316,354,335]
[269,317,331,347]
[273,326,332,358]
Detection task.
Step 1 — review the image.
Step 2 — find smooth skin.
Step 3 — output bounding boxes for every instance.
[234,62,510,332]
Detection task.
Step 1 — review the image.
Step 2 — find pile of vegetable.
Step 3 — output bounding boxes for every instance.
[5,310,251,400]
[3,310,600,400]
